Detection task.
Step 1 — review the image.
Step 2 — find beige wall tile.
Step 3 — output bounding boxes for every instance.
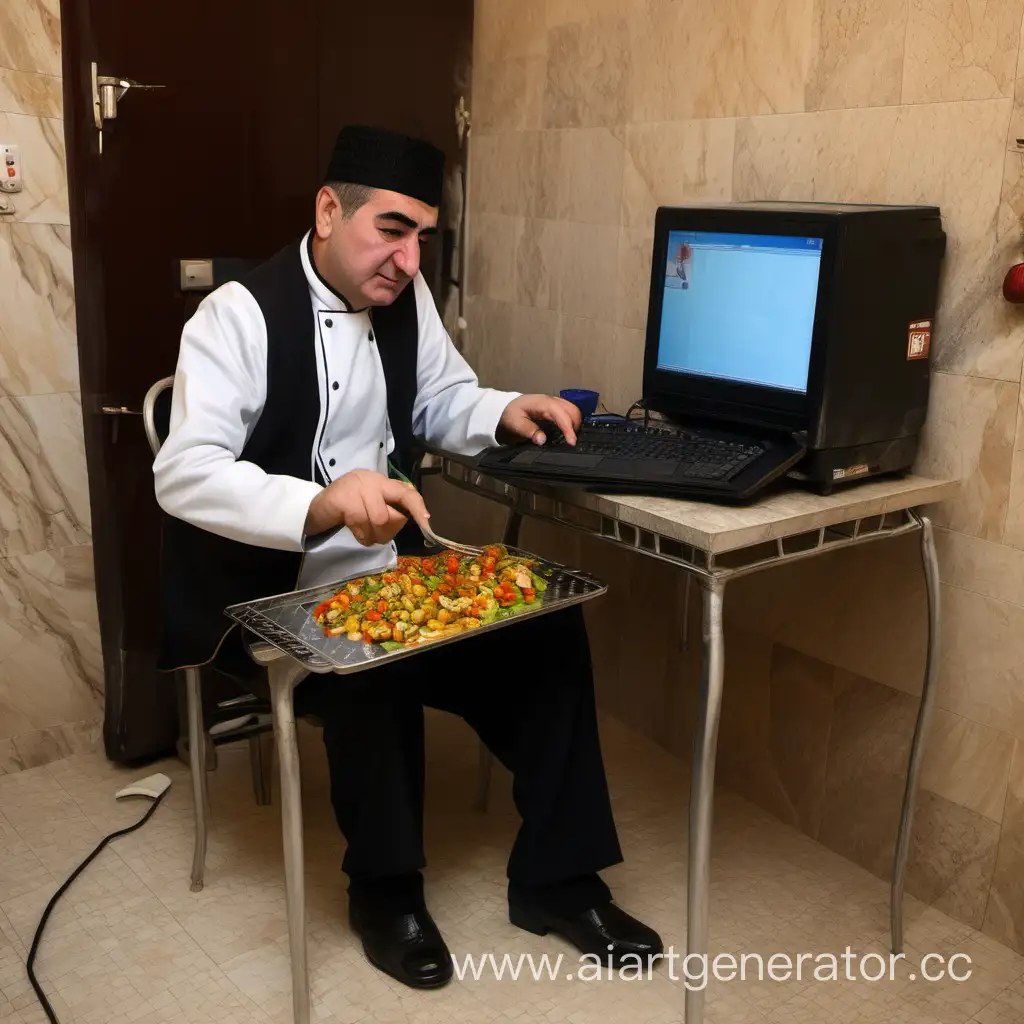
[0,67,61,118]
[621,119,735,229]
[544,17,632,129]
[734,105,901,206]
[934,230,1024,382]
[0,545,102,737]
[724,549,845,668]
[474,0,547,62]
[559,222,620,321]
[560,316,619,400]
[938,583,1024,739]
[806,0,908,110]
[527,130,566,220]
[935,527,1024,606]
[0,223,78,397]
[522,128,624,226]
[903,0,1024,103]
[606,326,646,416]
[984,740,1024,951]
[616,225,653,331]
[716,627,795,820]
[820,535,928,697]
[733,112,819,202]
[558,319,644,418]
[0,393,90,559]
[767,646,835,836]
[818,670,919,879]
[470,131,540,217]
[514,218,565,310]
[998,385,1024,550]
[547,0,645,28]
[0,0,61,77]
[560,128,624,225]
[916,372,1015,542]
[0,111,67,224]
[461,295,515,387]
[469,213,519,303]
[920,709,1014,822]
[887,99,1010,244]
[509,303,563,394]
[906,789,1001,929]
[474,55,546,134]
[629,0,814,123]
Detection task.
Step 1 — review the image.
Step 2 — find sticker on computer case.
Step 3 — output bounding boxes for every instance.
[907,320,932,360]
[833,464,870,481]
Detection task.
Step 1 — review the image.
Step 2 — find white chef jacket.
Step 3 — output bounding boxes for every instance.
[153,230,520,589]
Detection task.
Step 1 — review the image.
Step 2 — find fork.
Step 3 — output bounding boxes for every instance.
[417,519,485,558]
[387,458,485,557]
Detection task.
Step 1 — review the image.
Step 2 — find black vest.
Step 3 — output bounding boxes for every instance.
[158,239,420,672]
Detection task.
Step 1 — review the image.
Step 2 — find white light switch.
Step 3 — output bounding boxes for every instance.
[1,145,22,193]
[180,259,214,290]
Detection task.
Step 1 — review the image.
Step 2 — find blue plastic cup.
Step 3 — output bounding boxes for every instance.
[560,388,599,419]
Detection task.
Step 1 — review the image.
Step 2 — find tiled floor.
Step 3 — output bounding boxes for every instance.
[2,710,1023,1024]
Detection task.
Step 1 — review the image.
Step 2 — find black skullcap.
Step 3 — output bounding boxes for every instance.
[324,125,445,208]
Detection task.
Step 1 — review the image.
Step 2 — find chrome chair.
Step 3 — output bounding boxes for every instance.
[144,374,497,1024]
[144,376,277,890]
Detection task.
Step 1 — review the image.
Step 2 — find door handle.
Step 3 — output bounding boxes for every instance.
[101,405,142,444]
[90,62,165,152]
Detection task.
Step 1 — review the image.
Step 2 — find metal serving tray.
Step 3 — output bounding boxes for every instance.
[223,547,607,675]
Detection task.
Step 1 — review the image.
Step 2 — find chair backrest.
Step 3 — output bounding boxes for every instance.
[143,376,175,457]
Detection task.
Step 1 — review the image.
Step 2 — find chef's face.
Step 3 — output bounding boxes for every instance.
[313,186,439,307]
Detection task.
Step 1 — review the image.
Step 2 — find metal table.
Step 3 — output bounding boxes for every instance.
[436,454,957,1024]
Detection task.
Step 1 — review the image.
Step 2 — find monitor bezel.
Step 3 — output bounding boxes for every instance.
[642,206,839,433]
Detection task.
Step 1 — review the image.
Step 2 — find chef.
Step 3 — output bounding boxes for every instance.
[153,125,662,990]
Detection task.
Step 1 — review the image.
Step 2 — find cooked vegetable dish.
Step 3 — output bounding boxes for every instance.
[311,545,549,650]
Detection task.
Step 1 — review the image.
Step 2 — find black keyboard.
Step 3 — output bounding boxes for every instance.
[548,421,765,482]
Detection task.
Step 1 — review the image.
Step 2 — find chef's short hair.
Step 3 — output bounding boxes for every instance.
[327,182,375,219]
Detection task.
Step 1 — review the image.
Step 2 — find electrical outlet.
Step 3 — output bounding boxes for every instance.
[0,193,14,216]
[0,144,22,193]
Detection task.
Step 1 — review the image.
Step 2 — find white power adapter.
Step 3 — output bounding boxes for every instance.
[115,772,172,801]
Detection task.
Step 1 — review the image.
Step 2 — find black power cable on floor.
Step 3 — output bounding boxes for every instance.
[26,789,170,1024]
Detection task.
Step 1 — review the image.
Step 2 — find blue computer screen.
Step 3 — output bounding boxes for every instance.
[657,230,823,394]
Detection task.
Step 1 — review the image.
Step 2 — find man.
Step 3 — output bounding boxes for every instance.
[154,125,661,989]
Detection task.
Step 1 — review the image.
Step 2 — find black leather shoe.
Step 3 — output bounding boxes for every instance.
[509,899,663,966]
[349,901,453,989]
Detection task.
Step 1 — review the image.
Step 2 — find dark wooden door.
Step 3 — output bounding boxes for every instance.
[61,1,473,761]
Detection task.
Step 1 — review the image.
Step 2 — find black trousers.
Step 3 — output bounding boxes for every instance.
[292,605,623,910]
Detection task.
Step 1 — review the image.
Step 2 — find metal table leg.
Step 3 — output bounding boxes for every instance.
[502,510,523,547]
[474,508,525,814]
[184,666,209,894]
[686,578,726,1024]
[269,657,312,1024]
[891,515,941,953]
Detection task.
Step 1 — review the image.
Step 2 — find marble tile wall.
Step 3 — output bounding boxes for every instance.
[467,0,1024,953]
[0,0,101,768]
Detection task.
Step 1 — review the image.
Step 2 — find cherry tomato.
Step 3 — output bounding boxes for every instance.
[422,558,435,574]
[377,600,388,613]
[366,610,382,621]
[447,556,459,574]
